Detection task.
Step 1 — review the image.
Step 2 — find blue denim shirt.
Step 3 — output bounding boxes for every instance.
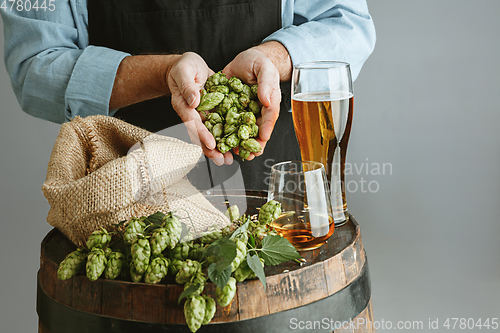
[1,0,376,123]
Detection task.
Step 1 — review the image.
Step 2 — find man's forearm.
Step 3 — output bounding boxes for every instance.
[109,54,181,110]
[253,41,293,82]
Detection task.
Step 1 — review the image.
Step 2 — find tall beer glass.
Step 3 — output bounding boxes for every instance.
[291,62,353,226]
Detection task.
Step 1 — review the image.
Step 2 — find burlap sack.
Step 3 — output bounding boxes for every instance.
[42,115,229,247]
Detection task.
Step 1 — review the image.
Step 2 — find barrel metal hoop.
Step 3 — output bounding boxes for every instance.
[38,260,371,333]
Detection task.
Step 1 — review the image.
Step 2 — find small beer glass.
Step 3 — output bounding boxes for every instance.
[268,161,334,251]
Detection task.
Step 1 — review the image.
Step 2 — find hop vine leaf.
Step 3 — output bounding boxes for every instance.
[258,235,302,266]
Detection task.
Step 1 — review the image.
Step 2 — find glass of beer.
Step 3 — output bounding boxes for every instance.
[291,61,353,226]
[268,161,334,251]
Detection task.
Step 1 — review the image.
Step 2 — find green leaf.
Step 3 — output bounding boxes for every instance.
[202,238,237,269]
[145,211,165,227]
[178,283,201,304]
[208,263,232,290]
[203,238,236,289]
[259,235,302,266]
[247,254,266,290]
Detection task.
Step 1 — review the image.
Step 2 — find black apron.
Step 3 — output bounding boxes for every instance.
[88,0,300,191]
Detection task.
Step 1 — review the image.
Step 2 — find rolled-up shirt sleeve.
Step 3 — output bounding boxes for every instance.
[1,0,129,123]
[265,0,376,81]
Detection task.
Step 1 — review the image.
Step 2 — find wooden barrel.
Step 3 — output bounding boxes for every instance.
[37,190,375,333]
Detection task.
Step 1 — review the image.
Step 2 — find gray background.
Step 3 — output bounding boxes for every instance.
[1,1,499,332]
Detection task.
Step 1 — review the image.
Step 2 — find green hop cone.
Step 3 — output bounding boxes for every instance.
[230,239,247,272]
[57,248,87,280]
[227,91,244,111]
[130,263,143,282]
[223,123,238,136]
[86,227,112,250]
[206,112,223,125]
[241,84,252,99]
[239,112,256,126]
[204,120,213,131]
[210,123,224,139]
[217,139,231,154]
[184,295,206,333]
[144,255,169,284]
[205,71,228,90]
[228,76,244,93]
[123,217,146,245]
[176,259,201,284]
[209,84,230,95]
[232,229,249,243]
[170,242,191,260]
[202,296,216,325]
[104,251,125,280]
[215,277,237,308]
[225,133,240,149]
[248,100,260,115]
[240,138,262,153]
[238,94,250,108]
[188,243,207,261]
[150,227,169,256]
[233,258,252,282]
[239,147,251,161]
[131,236,151,274]
[162,212,182,249]
[169,259,184,277]
[251,123,259,137]
[184,271,206,295]
[258,200,282,225]
[237,124,252,140]
[199,226,223,244]
[232,98,245,111]
[225,107,240,125]
[250,84,258,99]
[197,92,224,112]
[224,205,240,222]
[86,248,107,282]
[215,96,233,116]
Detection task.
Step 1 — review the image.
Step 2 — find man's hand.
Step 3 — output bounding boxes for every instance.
[167,52,228,165]
[110,52,230,165]
[223,41,292,160]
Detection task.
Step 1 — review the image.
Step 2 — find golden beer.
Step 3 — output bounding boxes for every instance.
[271,211,335,250]
[292,92,354,224]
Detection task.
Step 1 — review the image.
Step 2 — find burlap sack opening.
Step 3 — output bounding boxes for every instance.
[42,115,229,247]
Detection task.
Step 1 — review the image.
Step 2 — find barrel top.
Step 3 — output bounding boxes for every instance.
[42,189,360,277]
[39,190,366,326]
[41,215,358,277]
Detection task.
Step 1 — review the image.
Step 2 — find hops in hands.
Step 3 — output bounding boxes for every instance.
[197,71,262,159]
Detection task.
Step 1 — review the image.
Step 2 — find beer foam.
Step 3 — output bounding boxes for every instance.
[292,91,353,102]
